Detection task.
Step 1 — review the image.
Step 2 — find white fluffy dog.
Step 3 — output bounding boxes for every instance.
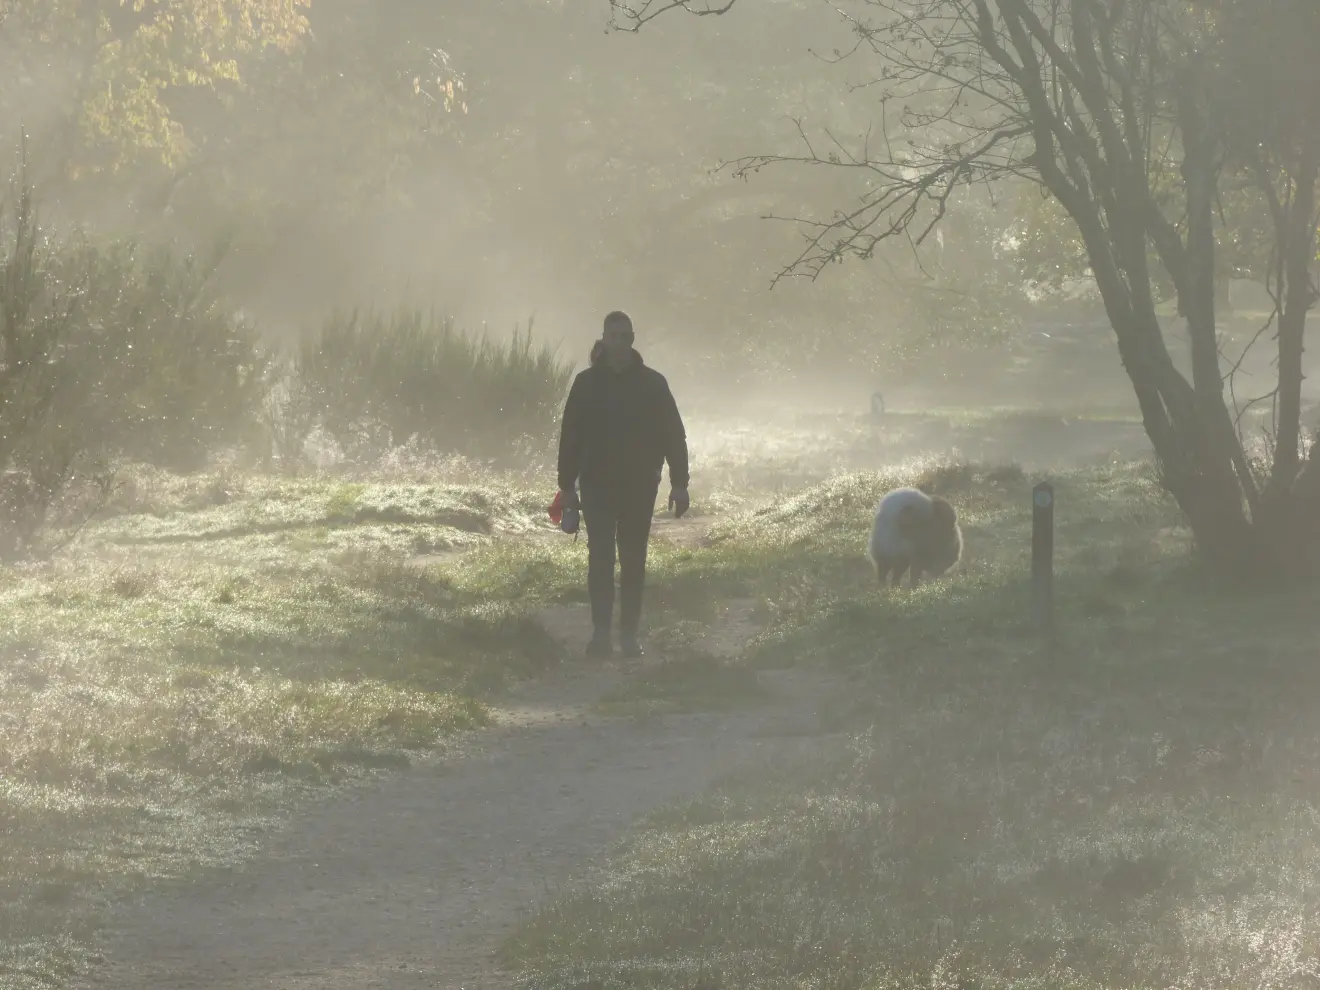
[867,486,963,588]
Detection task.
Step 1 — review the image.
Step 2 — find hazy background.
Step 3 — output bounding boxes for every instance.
[0,0,1304,416]
[8,5,1320,987]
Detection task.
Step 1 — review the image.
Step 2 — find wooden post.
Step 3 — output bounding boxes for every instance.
[1032,481,1055,646]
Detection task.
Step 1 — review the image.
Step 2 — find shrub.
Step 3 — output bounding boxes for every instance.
[0,174,266,556]
[254,363,318,473]
[293,306,575,463]
[54,239,268,470]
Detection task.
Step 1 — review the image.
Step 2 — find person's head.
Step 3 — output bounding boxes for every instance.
[600,310,635,370]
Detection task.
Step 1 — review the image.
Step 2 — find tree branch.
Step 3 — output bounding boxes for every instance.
[717,118,1030,285]
[608,0,738,32]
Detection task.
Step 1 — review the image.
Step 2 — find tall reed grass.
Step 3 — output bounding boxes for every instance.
[296,306,574,462]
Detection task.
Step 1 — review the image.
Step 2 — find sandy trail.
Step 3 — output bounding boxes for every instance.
[76,602,850,990]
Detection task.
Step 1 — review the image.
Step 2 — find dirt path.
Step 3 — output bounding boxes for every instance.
[75,605,852,990]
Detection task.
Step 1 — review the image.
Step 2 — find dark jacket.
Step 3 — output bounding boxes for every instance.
[557,346,689,502]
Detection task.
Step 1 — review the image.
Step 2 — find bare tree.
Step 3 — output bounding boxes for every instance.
[614,0,1320,575]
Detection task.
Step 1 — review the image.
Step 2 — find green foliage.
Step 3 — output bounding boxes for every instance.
[891,184,1032,352]
[0,175,266,555]
[293,306,575,463]
[1008,161,1282,302]
[54,239,268,469]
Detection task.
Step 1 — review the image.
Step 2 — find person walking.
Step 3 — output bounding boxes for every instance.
[556,311,690,658]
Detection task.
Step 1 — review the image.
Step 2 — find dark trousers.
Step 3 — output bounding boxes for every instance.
[583,493,656,637]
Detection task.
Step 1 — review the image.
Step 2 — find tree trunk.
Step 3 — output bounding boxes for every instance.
[1089,182,1256,569]
[1270,153,1318,495]
[1091,251,1256,572]
[1255,150,1320,575]
[1118,65,1256,572]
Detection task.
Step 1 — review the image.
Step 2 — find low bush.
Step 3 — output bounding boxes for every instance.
[0,174,266,557]
[293,305,575,464]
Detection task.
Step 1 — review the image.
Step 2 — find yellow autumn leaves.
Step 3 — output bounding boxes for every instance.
[9,0,312,174]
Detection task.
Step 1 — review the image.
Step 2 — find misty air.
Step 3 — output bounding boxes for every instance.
[1,0,1319,987]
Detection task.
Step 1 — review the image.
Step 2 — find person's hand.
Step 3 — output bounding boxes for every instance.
[561,507,580,535]
[668,487,690,519]
[561,487,580,510]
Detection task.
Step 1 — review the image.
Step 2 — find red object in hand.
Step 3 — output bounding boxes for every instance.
[548,490,565,525]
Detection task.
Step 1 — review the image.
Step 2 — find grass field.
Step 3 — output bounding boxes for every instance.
[502,457,1320,989]
[0,470,568,983]
[7,406,1317,988]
